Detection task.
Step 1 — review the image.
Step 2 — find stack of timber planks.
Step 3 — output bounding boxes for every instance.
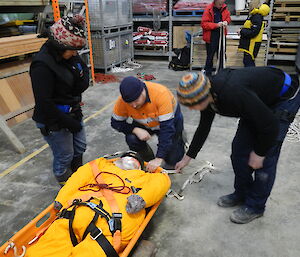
[0,61,34,127]
[0,34,46,60]
[272,0,300,22]
[0,34,46,126]
[268,0,300,62]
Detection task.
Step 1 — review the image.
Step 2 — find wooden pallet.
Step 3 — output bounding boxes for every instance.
[274,7,300,13]
[269,47,297,53]
[271,35,300,42]
[272,13,300,21]
[274,0,300,7]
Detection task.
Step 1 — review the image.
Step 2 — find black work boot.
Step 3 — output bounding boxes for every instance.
[71,154,83,173]
[137,143,155,162]
[55,169,73,187]
[230,206,264,224]
[217,193,244,207]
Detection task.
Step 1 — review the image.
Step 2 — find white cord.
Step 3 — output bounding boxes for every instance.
[286,114,300,142]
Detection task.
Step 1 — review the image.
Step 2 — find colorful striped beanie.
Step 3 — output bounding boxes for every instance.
[177,72,211,106]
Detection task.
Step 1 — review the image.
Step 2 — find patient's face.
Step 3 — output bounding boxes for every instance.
[114,157,141,170]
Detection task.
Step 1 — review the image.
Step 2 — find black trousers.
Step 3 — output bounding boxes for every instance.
[243,52,255,67]
[204,34,224,76]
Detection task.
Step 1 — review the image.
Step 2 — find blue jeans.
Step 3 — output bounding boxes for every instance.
[36,122,86,177]
[231,88,300,213]
[125,116,185,165]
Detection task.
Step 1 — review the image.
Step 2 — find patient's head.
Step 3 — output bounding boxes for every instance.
[114,152,144,170]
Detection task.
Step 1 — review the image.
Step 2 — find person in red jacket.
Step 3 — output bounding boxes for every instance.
[201,0,231,76]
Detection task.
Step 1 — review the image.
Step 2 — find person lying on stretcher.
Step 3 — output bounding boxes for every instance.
[26,152,170,257]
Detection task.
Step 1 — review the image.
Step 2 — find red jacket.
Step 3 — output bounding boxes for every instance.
[201,3,231,43]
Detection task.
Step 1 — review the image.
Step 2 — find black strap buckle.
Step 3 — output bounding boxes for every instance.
[108,213,122,233]
[58,208,73,219]
[90,227,103,241]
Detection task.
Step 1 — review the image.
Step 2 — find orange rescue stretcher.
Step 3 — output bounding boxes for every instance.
[0,161,165,257]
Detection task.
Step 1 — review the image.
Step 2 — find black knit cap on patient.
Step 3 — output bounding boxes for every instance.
[120,76,145,103]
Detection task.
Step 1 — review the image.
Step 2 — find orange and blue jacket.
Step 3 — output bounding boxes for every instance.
[111,81,183,159]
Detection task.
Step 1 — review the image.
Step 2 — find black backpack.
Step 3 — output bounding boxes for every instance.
[168,46,191,71]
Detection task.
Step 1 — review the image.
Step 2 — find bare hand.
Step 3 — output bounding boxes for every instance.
[248,151,265,170]
[222,21,228,26]
[146,158,163,173]
[132,127,151,141]
[218,22,223,27]
[175,155,192,173]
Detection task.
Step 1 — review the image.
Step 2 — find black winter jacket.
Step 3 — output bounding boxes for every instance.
[30,42,89,131]
[187,67,299,158]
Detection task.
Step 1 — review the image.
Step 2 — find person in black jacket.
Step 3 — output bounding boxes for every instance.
[238,1,270,67]
[30,14,89,186]
[175,67,300,224]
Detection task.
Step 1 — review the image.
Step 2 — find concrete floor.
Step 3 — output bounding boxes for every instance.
[0,60,299,257]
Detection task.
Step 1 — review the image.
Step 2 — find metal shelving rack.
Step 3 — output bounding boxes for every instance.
[132,0,249,62]
[87,0,134,72]
[266,0,300,64]
[133,0,173,60]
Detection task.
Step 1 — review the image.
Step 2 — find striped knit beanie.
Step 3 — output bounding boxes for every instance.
[177,72,211,106]
[49,14,86,50]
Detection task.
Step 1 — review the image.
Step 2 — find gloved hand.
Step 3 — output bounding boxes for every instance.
[126,195,146,214]
[67,56,85,79]
[70,105,83,121]
[61,114,82,133]
[54,201,63,211]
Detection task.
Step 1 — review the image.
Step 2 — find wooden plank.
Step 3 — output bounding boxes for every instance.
[0,79,26,123]
[274,7,300,12]
[269,47,297,53]
[0,41,45,60]
[272,42,298,46]
[0,34,39,43]
[6,73,34,106]
[3,104,34,121]
[0,59,31,79]
[0,34,46,59]
[0,72,34,126]
[275,0,300,3]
